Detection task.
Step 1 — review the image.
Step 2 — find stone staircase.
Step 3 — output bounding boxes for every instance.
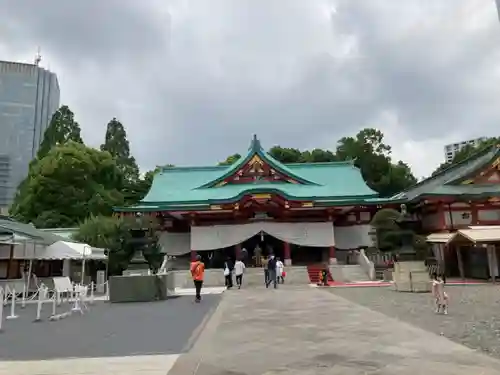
[172,266,310,287]
[306,264,333,284]
[329,264,371,283]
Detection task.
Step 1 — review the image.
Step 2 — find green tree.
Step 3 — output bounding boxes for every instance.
[37,105,83,159]
[100,118,142,204]
[336,128,416,196]
[218,153,242,166]
[431,137,499,176]
[100,118,139,181]
[74,214,163,275]
[73,215,134,275]
[11,105,84,216]
[268,147,305,163]
[10,141,125,228]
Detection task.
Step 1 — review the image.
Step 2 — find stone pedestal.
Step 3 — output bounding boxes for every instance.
[109,273,176,303]
[284,258,292,266]
[392,261,430,293]
[329,258,337,265]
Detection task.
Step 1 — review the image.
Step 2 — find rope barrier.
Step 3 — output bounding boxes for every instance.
[0,279,111,331]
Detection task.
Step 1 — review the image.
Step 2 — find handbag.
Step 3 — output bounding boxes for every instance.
[223,262,230,276]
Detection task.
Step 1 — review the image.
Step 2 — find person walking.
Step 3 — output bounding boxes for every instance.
[234,258,246,289]
[262,255,269,285]
[190,255,205,303]
[266,255,278,289]
[223,257,234,289]
[276,257,284,284]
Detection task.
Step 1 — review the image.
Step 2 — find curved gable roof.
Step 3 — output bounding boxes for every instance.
[197,135,318,188]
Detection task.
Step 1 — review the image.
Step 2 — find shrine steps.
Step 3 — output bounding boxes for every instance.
[307,264,334,284]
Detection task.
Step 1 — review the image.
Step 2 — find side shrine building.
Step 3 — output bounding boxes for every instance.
[115,135,500,279]
[115,135,397,267]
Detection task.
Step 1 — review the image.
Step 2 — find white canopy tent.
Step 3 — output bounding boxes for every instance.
[36,241,106,260]
[0,240,106,260]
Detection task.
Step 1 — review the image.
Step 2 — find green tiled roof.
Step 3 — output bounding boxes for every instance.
[117,135,380,211]
[199,135,316,187]
[393,145,500,201]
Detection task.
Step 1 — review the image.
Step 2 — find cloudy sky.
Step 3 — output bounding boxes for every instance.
[1,0,500,178]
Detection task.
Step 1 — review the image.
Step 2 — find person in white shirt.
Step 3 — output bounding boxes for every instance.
[234,259,246,289]
[431,273,449,314]
[276,257,284,284]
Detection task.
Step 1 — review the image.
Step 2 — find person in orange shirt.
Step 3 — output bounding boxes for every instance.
[190,255,205,303]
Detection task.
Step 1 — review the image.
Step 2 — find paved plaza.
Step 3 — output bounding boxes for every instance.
[0,294,221,374]
[3,285,500,374]
[169,285,500,375]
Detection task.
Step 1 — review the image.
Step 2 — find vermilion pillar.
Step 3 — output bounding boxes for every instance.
[329,246,337,264]
[191,250,197,261]
[235,243,242,260]
[284,242,291,266]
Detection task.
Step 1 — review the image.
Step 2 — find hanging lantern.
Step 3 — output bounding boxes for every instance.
[260,231,264,242]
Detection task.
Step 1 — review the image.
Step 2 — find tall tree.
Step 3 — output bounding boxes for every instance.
[101,118,141,204]
[101,118,140,181]
[37,105,83,159]
[10,141,124,228]
[336,128,416,196]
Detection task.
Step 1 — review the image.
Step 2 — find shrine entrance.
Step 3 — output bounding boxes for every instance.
[189,221,335,267]
[241,233,284,267]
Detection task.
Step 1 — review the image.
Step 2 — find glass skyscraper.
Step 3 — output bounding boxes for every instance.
[0,60,60,208]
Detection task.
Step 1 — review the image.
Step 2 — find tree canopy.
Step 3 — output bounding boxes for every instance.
[10,141,125,228]
[218,153,242,166]
[74,214,163,275]
[37,105,83,159]
[101,118,140,182]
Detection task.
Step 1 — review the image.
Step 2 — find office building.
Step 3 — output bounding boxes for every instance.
[0,60,60,207]
[444,137,487,163]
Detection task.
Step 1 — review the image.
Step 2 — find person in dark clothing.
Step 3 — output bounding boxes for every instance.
[224,257,234,289]
[265,255,278,289]
[322,267,329,286]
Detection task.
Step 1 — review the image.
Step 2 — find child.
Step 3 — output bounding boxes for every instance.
[431,273,449,315]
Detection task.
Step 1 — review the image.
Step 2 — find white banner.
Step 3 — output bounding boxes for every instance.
[333,225,372,250]
[158,232,192,256]
[191,222,335,251]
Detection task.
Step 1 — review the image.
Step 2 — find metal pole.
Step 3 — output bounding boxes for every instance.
[81,245,89,285]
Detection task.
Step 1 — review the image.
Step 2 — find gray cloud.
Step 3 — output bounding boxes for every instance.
[1,0,500,177]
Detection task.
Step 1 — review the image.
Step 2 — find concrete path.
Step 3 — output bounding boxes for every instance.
[169,286,500,375]
[0,295,222,374]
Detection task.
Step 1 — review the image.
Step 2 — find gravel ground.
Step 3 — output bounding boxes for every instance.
[328,285,500,359]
